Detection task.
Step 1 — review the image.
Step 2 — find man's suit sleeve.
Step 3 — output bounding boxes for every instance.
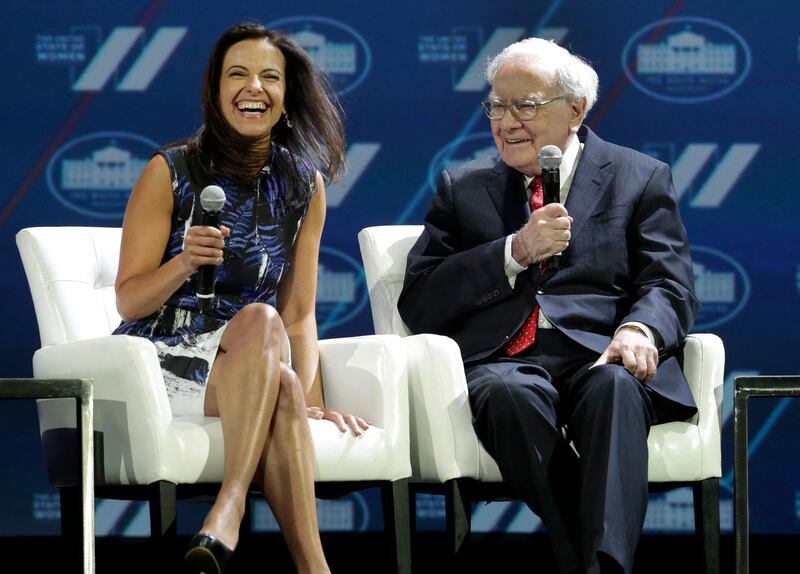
[623,161,699,352]
[398,169,515,336]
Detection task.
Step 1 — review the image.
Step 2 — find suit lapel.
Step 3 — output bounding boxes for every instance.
[564,126,615,242]
[486,160,528,235]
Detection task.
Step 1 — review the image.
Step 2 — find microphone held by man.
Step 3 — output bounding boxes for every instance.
[538,144,563,269]
[196,185,226,313]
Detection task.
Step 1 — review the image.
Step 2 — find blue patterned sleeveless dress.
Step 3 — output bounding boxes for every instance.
[113,144,313,416]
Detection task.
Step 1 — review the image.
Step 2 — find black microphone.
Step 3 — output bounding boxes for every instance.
[538,145,563,269]
[196,185,226,313]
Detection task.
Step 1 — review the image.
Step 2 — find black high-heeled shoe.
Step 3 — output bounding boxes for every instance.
[184,532,234,574]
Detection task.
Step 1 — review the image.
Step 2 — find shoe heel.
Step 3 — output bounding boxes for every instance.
[184,533,233,574]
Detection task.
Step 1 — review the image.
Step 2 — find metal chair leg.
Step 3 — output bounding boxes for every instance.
[148,481,177,572]
[382,478,412,574]
[148,480,177,537]
[693,478,720,574]
[445,478,472,572]
[734,384,749,574]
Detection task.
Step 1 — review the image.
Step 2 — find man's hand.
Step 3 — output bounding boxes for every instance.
[592,326,659,383]
[511,203,572,267]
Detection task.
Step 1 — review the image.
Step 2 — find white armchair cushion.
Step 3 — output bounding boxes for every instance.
[358,225,421,337]
[17,226,121,347]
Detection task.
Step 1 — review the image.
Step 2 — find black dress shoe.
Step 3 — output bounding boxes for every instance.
[184,533,234,574]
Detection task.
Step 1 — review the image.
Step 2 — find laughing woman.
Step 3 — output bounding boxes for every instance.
[112,22,367,574]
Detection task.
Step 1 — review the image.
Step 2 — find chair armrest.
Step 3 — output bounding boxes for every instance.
[681,332,725,477]
[319,335,407,431]
[683,333,725,422]
[318,335,410,480]
[401,333,479,481]
[32,334,174,484]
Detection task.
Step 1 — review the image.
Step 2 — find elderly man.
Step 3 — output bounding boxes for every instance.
[398,38,699,574]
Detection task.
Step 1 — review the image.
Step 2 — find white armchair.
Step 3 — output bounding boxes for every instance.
[358,224,724,574]
[17,226,412,573]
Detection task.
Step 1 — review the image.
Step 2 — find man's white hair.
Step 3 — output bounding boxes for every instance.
[486,38,599,114]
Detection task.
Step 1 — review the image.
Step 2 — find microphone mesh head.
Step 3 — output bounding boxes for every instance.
[538,145,563,171]
[200,185,226,212]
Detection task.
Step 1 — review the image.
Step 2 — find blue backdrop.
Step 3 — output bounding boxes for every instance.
[2,0,798,536]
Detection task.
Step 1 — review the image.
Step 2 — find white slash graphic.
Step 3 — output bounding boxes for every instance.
[455,27,526,92]
[73,26,187,92]
[455,27,569,92]
[117,27,187,91]
[671,143,760,207]
[327,143,381,207]
[691,144,760,207]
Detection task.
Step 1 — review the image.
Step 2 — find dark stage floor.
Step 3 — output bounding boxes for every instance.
[2,532,798,573]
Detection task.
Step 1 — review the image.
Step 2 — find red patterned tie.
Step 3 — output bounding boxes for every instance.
[505,176,545,356]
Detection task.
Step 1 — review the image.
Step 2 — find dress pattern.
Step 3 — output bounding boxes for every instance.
[113,144,312,416]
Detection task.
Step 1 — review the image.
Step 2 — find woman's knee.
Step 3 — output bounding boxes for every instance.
[227,303,284,349]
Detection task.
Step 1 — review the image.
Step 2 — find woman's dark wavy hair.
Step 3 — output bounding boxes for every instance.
[187,22,346,202]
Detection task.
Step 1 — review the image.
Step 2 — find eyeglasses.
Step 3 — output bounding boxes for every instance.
[480,95,566,121]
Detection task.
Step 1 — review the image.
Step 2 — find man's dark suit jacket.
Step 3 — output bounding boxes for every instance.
[398,125,700,421]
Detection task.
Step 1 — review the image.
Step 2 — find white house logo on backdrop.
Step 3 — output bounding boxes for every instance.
[622,17,751,103]
[692,245,750,329]
[427,133,495,191]
[642,141,759,207]
[268,16,371,95]
[36,26,186,91]
[315,246,368,334]
[46,131,157,218]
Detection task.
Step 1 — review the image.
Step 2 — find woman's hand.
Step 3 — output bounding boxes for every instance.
[181,225,231,274]
[307,407,370,437]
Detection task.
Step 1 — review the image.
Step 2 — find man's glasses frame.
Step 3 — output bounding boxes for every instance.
[481,95,566,121]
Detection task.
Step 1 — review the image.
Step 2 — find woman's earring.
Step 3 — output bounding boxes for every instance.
[284,113,294,128]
